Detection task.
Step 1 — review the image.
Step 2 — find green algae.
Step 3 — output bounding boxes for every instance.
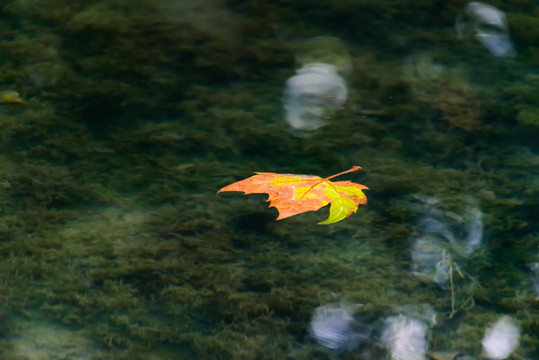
[0,0,537,359]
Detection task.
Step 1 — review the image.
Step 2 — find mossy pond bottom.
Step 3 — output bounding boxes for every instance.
[0,0,537,359]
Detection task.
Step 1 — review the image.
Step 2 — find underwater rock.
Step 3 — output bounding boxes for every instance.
[308,302,364,351]
[481,316,520,359]
[456,2,515,58]
[381,315,429,360]
[283,37,350,135]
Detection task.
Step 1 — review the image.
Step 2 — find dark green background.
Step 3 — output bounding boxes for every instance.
[0,0,537,358]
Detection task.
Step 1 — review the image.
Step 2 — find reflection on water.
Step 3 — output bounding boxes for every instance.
[308,302,364,352]
[456,2,515,58]
[308,302,437,359]
[410,195,483,289]
[381,315,430,360]
[284,63,347,133]
[481,316,520,359]
[283,37,350,136]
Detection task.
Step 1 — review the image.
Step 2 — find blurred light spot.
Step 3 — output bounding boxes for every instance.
[283,37,350,136]
[284,63,347,133]
[481,316,520,359]
[309,302,364,351]
[456,2,515,58]
[381,316,429,360]
[409,196,483,287]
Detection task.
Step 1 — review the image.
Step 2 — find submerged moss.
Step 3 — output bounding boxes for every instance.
[0,0,536,359]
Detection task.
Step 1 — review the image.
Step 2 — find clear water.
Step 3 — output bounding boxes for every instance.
[0,1,537,359]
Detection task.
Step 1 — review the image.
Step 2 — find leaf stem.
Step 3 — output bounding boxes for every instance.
[297,166,361,201]
[324,166,362,181]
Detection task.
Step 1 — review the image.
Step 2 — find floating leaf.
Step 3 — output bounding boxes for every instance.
[0,90,23,104]
[217,166,368,224]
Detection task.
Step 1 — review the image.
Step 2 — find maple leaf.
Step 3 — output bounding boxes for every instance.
[217,166,368,224]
